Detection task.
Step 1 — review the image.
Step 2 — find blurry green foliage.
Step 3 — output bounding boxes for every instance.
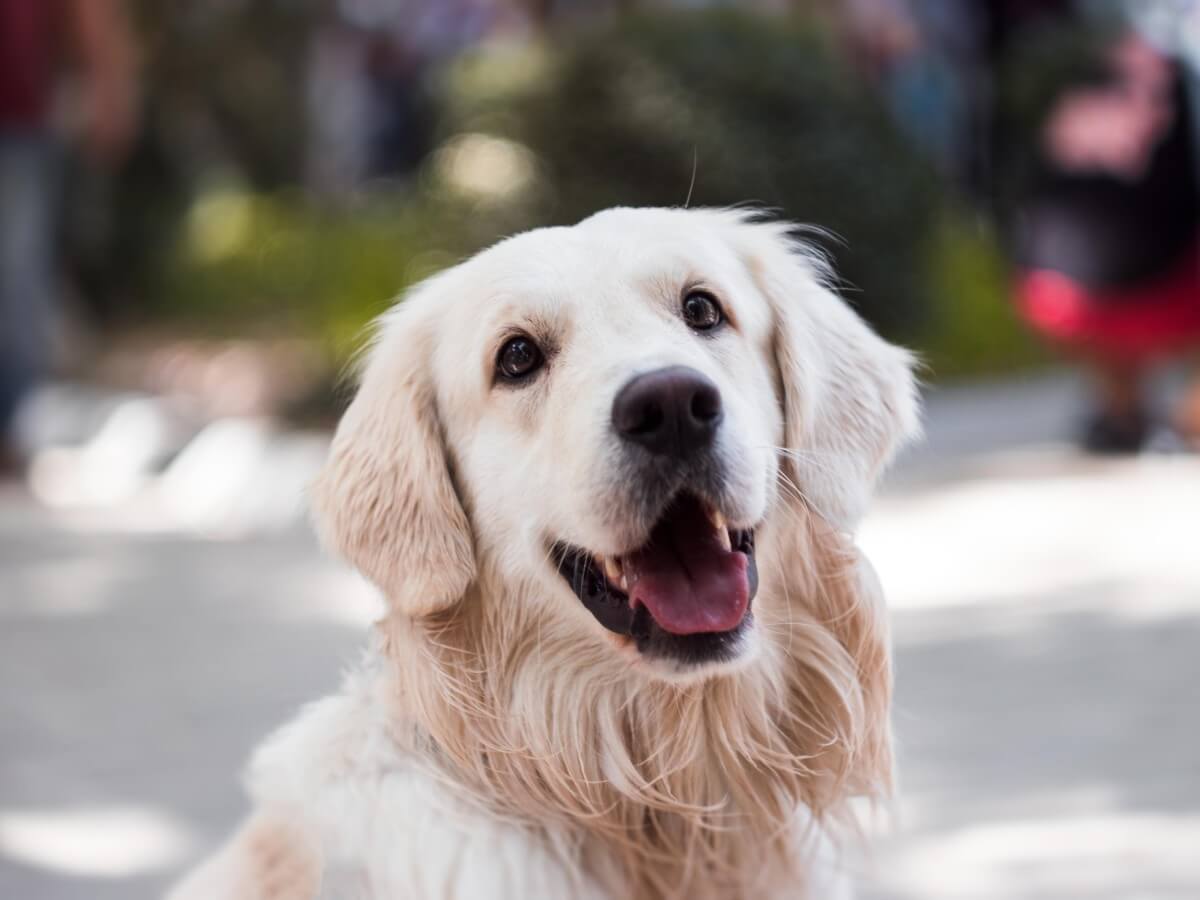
[74,0,313,316]
[134,8,1035,379]
[439,9,945,338]
[920,211,1045,378]
[151,192,474,359]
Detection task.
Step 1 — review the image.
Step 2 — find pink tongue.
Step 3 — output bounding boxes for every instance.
[624,496,749,636]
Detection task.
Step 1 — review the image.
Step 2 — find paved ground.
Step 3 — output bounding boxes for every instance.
[1,371,1198,899]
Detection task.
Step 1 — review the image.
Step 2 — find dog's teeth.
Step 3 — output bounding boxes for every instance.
[716,528,732,553]
[705,507,732,551]
[601,556,623,584]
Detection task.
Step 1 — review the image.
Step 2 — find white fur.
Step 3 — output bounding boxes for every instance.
[169,208,919,900]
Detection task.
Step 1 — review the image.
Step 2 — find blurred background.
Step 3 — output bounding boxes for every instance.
[1,1,1198,898]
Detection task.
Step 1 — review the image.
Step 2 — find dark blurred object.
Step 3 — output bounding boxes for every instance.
[835,0,976,178]
[0,1,61,128]
[1017,34,1199,294]
[0,0,137,461]
[65,1,313,324]
[1081,396,1148,454]
[306,0,502,195]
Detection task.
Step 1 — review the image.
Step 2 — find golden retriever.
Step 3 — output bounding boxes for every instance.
[169,207,919,899]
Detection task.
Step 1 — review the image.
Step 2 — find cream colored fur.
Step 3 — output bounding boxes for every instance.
[168,208,919,900]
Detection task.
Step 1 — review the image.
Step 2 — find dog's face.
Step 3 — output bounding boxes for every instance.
[430,212,784,675]
[314,208,918,681]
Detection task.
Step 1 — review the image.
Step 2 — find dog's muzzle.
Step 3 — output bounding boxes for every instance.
[551,366,759,668]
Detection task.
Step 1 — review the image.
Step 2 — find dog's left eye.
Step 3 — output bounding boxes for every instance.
[496,335,544,381]
[681,291,723,331]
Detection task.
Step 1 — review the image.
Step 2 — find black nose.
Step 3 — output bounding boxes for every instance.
[612,366,723,458]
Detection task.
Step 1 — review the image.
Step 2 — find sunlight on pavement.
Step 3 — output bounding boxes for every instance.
[864,451,1200,614]
[0,805,196,879]
[23,414,330,539]
[27,397,176,507]
[282,565,384,628]
[156,418,279,529]
[856,448,1200,900]
[874,812,1200,899]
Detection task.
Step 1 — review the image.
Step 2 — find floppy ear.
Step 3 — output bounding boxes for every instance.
[310,299,475,616]
[735,218,920,530]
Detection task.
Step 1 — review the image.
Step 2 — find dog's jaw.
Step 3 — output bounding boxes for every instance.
[375,513,888,899]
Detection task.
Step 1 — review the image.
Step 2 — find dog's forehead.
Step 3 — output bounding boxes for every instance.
[423,212,784,397]
[447,214,750,322]
[496,218,734,281]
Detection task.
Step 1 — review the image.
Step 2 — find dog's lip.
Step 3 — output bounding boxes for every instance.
[551,492,759,645]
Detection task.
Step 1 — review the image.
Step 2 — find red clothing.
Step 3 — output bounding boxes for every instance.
[0,0,63,127]
[1018,243,1200,362]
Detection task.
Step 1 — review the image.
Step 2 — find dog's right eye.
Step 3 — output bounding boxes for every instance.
[496,336,544,382]
[681,290,724,332]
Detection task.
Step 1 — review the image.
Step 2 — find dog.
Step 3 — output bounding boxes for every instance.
[168,207,919,899]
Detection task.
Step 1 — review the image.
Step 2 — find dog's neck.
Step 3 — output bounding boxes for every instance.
[380,515,890,900]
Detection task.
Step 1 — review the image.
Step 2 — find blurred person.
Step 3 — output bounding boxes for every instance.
[307,0,508,195]
[1012,28,1200,451]
[859,0,1200,451]
[0,0,137,472]
[1014,25,1200,452]
[948,0,1200,452]
[846,1,1200,452]
[837,0,973,175]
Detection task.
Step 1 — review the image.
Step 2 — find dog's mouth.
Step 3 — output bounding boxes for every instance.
[553,492,758,666]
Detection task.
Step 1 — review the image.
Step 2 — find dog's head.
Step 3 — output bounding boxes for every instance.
[313,208,918,682]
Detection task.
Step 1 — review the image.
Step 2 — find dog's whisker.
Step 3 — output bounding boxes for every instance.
[774,467,840,527]
[754,444,844,482]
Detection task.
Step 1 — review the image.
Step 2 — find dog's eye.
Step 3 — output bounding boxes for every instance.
[681,291,723,331]
[496,335,544,381]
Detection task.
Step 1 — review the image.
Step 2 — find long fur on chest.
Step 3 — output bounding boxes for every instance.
[380,510,891,900]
